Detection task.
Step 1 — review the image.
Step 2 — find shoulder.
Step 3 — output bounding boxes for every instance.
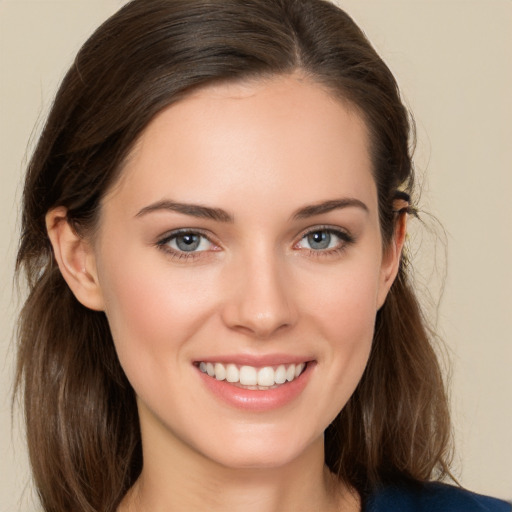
[365,481,511,512]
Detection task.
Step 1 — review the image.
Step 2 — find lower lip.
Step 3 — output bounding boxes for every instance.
[197,363,315,412]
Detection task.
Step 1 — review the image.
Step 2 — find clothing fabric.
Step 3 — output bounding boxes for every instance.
[365,481,511,512]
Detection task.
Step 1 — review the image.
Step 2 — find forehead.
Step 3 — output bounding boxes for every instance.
[104,74,376,218]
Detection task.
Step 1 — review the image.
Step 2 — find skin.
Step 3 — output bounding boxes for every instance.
[47,74,405,512]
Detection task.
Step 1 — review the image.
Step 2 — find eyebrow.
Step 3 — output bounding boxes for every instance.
[135,200,234,222]
[291,198,369,219]
[135,197,368,223]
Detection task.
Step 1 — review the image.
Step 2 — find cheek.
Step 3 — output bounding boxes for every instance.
[298,258,381,411]
[301,258,381,344]
[323,280,376,370]
[96,246,218,373]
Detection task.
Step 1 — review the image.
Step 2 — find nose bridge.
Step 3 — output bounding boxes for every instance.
[222,242,296,338]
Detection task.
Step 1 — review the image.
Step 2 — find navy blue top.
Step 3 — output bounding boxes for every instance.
[365,482,511,512]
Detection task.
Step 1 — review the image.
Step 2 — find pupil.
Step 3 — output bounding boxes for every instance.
[308,231,330,250]
[177,234,200,251]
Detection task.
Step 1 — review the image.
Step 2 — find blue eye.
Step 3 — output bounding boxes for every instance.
[296,228,352,251]
[161,231,213,253]
[305,231,333,250]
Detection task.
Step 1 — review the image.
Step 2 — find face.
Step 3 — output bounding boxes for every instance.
[90,75,399,470]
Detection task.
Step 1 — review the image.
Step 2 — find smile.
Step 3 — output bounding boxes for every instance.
[198,362,307,389]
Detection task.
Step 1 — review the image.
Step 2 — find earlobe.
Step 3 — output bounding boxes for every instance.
[376,212,407,309]
[46,207,105,311]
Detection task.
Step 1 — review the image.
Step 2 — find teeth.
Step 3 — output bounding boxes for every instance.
[257,366,274,387]
[239,366,257,386]
[225,364,239,383]
[275,365,287,384]
[198,362,307,387]
[214,362,226,381]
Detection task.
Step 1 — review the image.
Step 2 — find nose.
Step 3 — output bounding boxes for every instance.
[221,251,297,339]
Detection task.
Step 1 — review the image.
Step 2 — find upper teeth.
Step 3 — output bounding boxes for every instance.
[198,362,306,387]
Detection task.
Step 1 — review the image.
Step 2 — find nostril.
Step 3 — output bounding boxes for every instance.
[230,319,292,340]
[220,263,298,337]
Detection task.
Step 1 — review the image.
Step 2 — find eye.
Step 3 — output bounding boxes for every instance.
[300,230,336,250]
[295,227,354,252]
[157,230,215,254]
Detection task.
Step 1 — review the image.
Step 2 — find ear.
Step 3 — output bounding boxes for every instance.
[376,212,407,309]
[46,207,105,311]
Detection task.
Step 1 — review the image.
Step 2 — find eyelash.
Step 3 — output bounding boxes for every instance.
[156,229,218,261]
[155,226,355,261]
[294,226,355,258]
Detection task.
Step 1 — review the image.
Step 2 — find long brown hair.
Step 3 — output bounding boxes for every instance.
[15,0,452,510]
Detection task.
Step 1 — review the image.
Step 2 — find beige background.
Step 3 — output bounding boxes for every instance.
[1,0,511,510]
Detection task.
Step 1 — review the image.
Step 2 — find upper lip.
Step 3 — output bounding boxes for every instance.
[194,353,314,367]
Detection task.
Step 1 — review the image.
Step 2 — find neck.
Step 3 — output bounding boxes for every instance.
[120,423,359,512]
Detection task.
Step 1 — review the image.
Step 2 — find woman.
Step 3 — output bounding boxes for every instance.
[14,0,511,511]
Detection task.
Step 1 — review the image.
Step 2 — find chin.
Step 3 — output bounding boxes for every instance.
[194,427,323,471]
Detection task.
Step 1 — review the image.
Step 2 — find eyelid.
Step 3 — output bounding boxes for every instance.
[154,225,355,261]
[156,228,221,258]
[157,227,214,243]
[296,225,354,242]
[293,225,355,253]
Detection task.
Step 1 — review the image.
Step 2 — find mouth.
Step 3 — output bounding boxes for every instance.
[196,361,308,390]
